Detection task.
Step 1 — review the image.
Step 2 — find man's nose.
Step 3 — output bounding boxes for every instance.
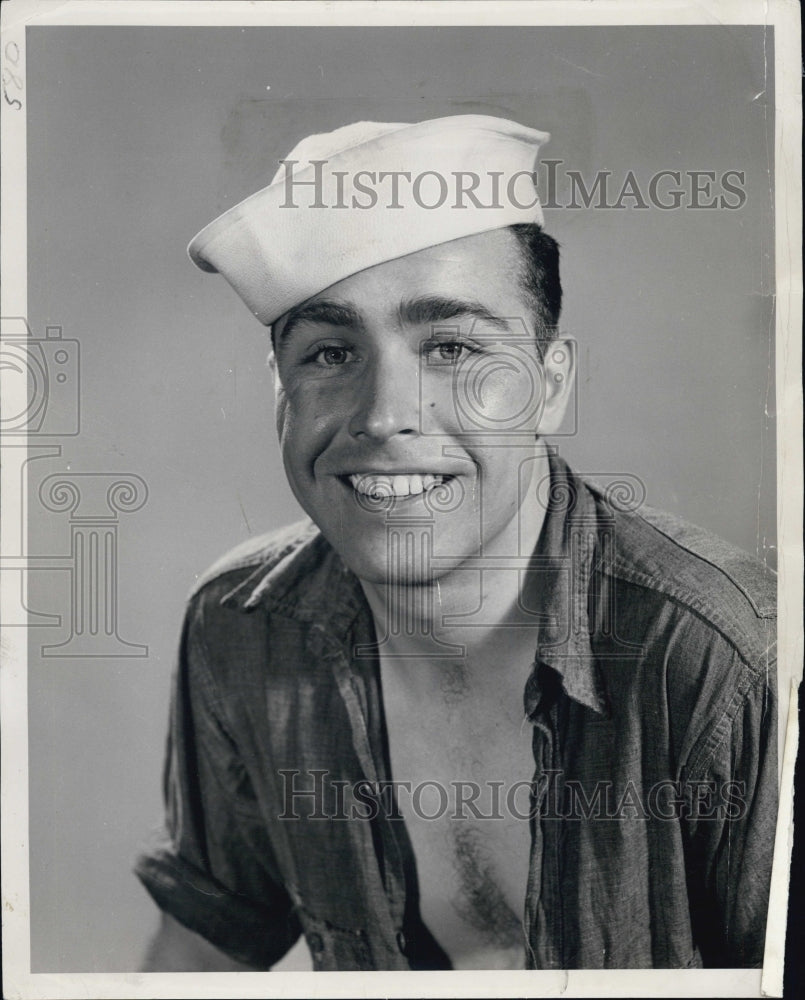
[348,351,420,442]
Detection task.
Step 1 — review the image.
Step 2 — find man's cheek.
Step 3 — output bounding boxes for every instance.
[274,381,313,436]
[274,386,336,468]
[275,395,307,465]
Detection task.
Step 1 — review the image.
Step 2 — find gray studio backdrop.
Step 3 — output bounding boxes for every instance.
[24,25,775,971]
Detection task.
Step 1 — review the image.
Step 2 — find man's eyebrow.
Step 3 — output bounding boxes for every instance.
[277,300,365,344]
[398,295,512,333]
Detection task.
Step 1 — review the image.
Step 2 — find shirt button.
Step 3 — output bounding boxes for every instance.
[396,930,407,954]
[308,932,324,954]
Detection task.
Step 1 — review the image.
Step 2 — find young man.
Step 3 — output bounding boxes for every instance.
[136,116,777,971]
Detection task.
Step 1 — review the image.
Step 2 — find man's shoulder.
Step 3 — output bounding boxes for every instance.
[586,483,776,669]
[188,518,322,603]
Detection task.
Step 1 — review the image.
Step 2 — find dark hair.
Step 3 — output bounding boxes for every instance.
[508,223,562,346]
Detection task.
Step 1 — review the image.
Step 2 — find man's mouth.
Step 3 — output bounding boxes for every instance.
[347,473,454,498]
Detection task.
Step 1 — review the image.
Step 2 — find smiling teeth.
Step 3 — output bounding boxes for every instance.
[349,473,448,497]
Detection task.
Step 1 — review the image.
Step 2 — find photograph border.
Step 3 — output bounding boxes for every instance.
[1,2,801,997]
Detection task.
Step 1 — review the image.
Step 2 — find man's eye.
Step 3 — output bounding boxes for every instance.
[427,341,476,364]
[310,345,352,366]
[438,343,463,362]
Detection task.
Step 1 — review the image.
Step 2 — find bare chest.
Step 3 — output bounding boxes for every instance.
[380,658,534,969]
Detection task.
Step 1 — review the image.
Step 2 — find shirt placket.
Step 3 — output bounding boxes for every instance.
[308,621,410,969]
[523,665,565,969]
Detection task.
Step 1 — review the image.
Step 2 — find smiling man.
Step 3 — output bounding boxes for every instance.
[136,116,777,972]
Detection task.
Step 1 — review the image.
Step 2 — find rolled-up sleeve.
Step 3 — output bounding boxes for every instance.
[134,595,301,969]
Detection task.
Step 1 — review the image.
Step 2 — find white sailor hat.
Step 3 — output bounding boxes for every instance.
[188,114,550,326]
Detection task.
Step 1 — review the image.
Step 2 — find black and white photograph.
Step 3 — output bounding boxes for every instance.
[1,1,801,997]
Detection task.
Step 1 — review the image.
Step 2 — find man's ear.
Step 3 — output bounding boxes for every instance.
[267,349,284,404]
[538,337,575,435]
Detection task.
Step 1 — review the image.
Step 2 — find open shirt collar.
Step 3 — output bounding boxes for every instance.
[222,453,608,717]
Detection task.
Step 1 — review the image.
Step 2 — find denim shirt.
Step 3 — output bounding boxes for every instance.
[135,456,777,970]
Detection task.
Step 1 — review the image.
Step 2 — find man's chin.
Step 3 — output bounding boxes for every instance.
[310,504,483,585]
[330,544,475,589]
